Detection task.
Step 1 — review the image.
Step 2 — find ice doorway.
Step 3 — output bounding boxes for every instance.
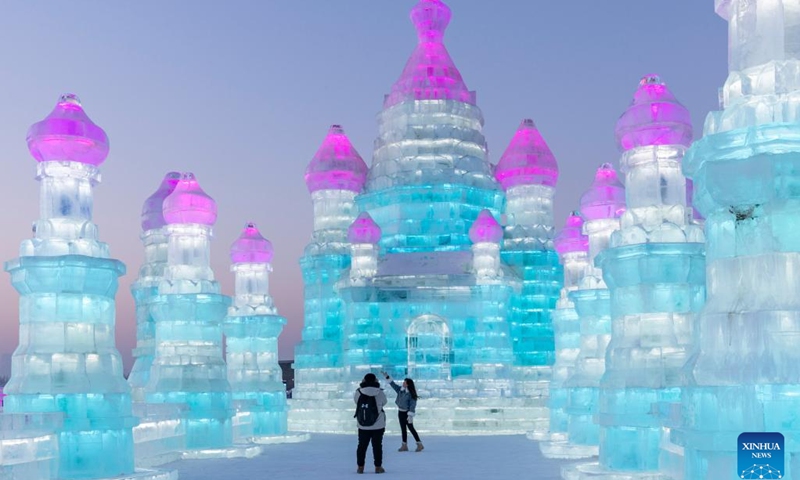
[406,314,452,381]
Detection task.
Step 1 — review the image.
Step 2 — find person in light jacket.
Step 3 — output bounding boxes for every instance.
[354,373,388,474]
[382,372,424,452]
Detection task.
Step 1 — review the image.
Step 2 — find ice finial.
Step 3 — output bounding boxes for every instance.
[141,171,181,232]
[554,211,589,255]
[411,0,451,43]
[304,125,368,194]
[615,74,693,151]
[230,222,274,264]
[162,172,218,226]
[469,209,503,244]
[494,118,559,190]
[27,93,110,165]
[347,212,382,244]
[579,163,626,221]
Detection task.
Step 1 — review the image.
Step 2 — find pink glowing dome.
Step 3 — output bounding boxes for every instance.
[304,125,368,193]
[383,0,475,108]
[141,172,181,232]
[348,212,382,244]
[27,93,110,166]
[230,222,274,264]
[469,209,503,244]
[615,74,693,151]
[579,163,626,221]
[554,212,589,255]
[163,172,217,226]
[494,119,559,190]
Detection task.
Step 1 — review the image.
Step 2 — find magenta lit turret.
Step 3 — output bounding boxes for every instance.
[347,212,382,245]
[383,0,474,108]
[469,210,503,244]
[163,173,217,226]
[27,93,110,166]
[142,172,181,232]
[231,222,274,264]
[615,74,693,151]
[580,164,626,221]
[495,119,559,190]
[304,125,368,194]
[554,212,588,256]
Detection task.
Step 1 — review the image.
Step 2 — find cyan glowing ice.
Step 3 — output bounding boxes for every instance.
[304,125,368,194]
[347,212,381,245]
[225,222,288,436]
[3,95,136,479]
[495,119,559,189]
[675,1,800,478]
[469,209,503,244]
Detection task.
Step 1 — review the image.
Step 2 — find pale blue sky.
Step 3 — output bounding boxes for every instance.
[0,2,727,370]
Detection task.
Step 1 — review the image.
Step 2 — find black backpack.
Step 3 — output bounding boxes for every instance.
[354,389,380,427]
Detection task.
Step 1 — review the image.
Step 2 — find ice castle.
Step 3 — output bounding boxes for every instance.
[290,0,562,434]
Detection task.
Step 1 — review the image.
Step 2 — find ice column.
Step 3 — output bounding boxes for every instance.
[537,213,592,459]
[129,172,181,403]
[3,94,136,478]
[470,209,503,282]
[224,222,288,436]
[145,173,234,450]
[677,1,800,478]
[348,212,381,285]
[561,164,625,462]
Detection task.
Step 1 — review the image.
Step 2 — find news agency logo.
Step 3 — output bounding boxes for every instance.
[738,432,784,479]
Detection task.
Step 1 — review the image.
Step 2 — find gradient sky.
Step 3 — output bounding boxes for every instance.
[0,2,727,371]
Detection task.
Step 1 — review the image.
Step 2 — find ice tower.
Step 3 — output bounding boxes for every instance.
[144,173,240,453]
[567,76,706,479]
[561,164,625,461]
[676,1,800,478]
[224,222,289,437]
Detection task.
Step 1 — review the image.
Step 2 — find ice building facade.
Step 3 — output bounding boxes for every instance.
[566,77,706,479]
[675,1,800,478]
[291,0,561,434]
[224,223,289,437]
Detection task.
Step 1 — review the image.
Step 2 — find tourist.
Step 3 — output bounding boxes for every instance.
[382,372,424,452]
[354,373,387,474]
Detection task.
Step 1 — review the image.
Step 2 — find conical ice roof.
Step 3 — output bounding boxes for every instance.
[305,125,368,193]
[494,119,559,190]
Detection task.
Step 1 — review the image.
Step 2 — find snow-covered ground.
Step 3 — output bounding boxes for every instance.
[164,434,571,479]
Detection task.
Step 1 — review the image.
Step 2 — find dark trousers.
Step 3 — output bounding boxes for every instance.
[398,411,421,443]
[357,428,385,467]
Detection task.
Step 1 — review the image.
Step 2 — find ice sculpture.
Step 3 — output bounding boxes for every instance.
[536,212,593,459]
[1,94,173,480]
[291,0,562,435]
[561,164,625,460]
[224,222,289,437]
[565,76,706,479]
[675,1,800,478]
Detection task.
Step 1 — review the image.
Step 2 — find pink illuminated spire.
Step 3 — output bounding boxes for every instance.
[383,0,475,108]
[230,222,274,264]
[141,172,181,232]
[579,163,626,221]
[27,93,110,166]
[469,209,503,244]
[348,212,382,244]
[304,125,368,193]
[554,212,588,255]
[494,119,559,190]
[163,172,217,226]
[615,74,693,151]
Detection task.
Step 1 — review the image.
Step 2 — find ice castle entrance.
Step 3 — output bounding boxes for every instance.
[407,315,452,381]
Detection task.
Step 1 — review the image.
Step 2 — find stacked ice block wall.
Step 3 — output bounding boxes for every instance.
[1,94,136,478]
[225,223,288,437]
[677,0,800,477]
[145,173,234,450]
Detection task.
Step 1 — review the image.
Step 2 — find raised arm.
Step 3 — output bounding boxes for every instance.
[384,373,401,393]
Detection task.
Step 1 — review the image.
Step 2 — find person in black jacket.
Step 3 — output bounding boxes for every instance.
[354,373,388,474]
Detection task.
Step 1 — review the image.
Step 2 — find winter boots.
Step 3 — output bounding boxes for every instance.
[376,466,386,474]
[398,442,409,452]
[357,466,364,474]
[415,442,424,452]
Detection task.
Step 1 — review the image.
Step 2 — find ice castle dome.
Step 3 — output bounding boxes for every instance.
[411,0,451,43]
[27,93,110,166]
[579,163,626,221]
[304,125,368,194]
[615,74,693,151]
[469,209,503,244]
[141,171,181,232]
[554,211,588,255]
[162,172,218,226]
[348,212,382,245]
[494,119,559,190]
[230,222,274,264]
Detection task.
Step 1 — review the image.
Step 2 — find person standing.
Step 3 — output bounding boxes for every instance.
[382,372,424,452]
[354,373,388,474]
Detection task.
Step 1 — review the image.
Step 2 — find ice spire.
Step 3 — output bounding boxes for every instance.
[554,212,588,257]
[495,119,559,189]
[304,125,368,194]
[470,210,503,281]
[580,164,625,223]
[469,209,503,244]
[348,213,381,283]
[163,172,217,226]
[348,212,382,245]
[231,222,274,265]
[141,172,182,232]
[383,0,475,107]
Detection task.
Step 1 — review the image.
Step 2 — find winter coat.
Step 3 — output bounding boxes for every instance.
[388,379,417,413]
[354,385,387,430]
